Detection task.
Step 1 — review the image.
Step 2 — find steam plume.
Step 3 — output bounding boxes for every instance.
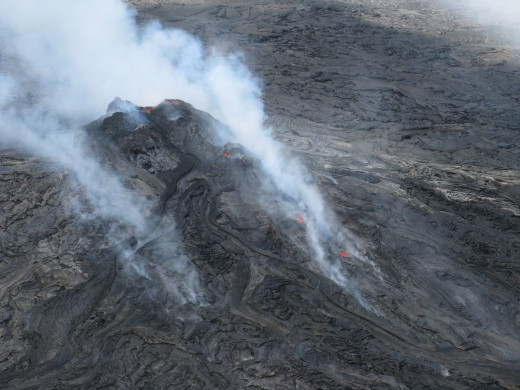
[0,0,362,296]
[439,0,520,44]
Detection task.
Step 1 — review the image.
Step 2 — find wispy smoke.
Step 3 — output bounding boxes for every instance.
[0,0,364,299]
[439,0,520,44]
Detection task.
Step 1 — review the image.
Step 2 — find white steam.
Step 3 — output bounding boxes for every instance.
[0,102,148,231]
[439,0,520,44]
[0,0,361,296]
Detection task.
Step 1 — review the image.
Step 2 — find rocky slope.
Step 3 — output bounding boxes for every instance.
[1,0,519,388]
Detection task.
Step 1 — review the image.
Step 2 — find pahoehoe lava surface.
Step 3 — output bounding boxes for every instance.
[2,0,520,389]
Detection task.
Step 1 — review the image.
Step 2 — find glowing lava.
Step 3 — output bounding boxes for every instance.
[339,251,349,258]
[296,217,303,223]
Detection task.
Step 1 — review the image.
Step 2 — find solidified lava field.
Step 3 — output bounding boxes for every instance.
[1,0,520,389]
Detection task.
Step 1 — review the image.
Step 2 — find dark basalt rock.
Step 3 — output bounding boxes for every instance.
[1,96,519,389]
[2,0,520,388]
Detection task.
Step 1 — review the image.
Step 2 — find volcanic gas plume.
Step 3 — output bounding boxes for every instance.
[0,0,363,292]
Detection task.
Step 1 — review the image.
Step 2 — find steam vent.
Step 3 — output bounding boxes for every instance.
[1,0,520,389]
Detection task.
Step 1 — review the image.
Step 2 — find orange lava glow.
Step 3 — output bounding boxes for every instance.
[223,152,228,157]
[296,217,303,223]
[167,99,181,104]
[339,251,349,258]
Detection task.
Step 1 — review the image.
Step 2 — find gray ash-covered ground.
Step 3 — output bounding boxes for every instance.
[1,0,520,389]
